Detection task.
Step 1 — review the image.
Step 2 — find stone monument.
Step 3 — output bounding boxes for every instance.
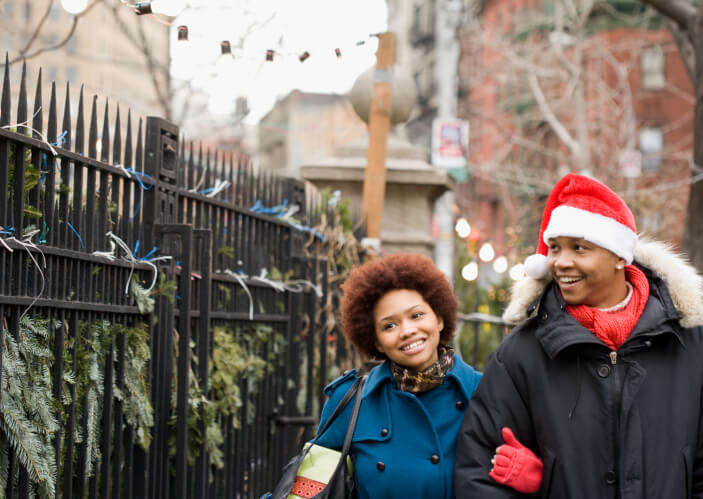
[300,66,454,256]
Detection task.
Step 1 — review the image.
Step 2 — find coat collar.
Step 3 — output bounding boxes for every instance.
[503,237,703,329]
[364,354,480,402]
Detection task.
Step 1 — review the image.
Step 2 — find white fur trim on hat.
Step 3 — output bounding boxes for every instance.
[542,205,638,263]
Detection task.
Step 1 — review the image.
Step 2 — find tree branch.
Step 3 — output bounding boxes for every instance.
[6,0,102,66]
[637,0,697,29]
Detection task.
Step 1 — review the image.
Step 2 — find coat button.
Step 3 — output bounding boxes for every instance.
[380,428,389,437]
[377,461,385,471]
[455,400,465,410]
[597,365,611,378]
[605,470,616,485]
[430,454,440,464]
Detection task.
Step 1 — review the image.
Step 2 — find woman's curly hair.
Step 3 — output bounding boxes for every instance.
[340,252,458,360]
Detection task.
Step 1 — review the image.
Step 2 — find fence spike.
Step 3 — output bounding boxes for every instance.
[0,53,10,126]
[124,110,133,169]
[62,82,72,150]
[32,67,42,139]
[113,106,121,166]
[16,60,27,128]
[88,95,98,159]
[101,99,110,162]
[75,85,85,155]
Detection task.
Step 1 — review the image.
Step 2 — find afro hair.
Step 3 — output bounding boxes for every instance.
[340,252,458,361]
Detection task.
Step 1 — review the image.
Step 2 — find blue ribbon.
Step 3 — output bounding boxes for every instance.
[66,221,85,249]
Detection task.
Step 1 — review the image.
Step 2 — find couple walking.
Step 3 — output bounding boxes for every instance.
[313,173,703,498]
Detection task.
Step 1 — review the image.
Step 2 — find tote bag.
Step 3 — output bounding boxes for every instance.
[266,375,366,499]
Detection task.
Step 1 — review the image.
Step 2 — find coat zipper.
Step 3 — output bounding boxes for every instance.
[611,350,621,497]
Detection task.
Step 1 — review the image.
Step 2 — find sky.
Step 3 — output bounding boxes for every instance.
[167,0,388,124]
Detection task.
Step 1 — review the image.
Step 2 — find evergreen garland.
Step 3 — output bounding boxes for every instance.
[0,317,153,498]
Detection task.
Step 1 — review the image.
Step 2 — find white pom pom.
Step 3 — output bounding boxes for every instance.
[524,253,549,279]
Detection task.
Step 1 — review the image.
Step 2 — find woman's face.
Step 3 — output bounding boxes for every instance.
[373,289,443,371]
[547,236,627,308]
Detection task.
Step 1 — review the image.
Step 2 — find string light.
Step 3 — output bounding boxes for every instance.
[461,262,479,281]
[134,1,153,15]
[335,48,342,58]
[509,263,526,281]
[455,218,471,238]
[298,51,310,63]
[177,25,188,41]
[266,49,275,62]
[220,41,232,55]
[478,242,495,262]
[60,0,88,15]
[493,256,508,273]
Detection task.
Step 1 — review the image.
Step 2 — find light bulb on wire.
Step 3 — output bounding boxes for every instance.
[509,263,526,281]
[455,218,471,238]
[493,256,508,274]
[478,242,495,262]
[61,0,89,15]
[461,262,478,282]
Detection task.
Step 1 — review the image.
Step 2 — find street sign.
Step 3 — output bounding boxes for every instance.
[432,118,469,168]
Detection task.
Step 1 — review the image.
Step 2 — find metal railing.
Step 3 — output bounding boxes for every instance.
[0,57,339,498]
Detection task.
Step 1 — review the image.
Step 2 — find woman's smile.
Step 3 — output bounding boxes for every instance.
[373,289,443,371]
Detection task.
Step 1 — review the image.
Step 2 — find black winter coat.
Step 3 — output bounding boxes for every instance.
[455,239,703,499]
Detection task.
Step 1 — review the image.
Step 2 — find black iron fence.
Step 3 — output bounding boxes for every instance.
[0,58,349,498]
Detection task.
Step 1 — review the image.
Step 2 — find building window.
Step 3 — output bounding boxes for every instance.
[641,46,665,90]
[4,1,13,19]
[639,127,663,172]
[24,1,31,21]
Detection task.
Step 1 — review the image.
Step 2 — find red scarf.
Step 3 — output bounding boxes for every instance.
[566,265,649,350]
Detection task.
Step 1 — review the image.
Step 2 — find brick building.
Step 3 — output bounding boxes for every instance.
[456,0,694,262]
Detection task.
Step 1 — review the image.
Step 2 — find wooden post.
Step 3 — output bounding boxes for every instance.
[361,32,396,242]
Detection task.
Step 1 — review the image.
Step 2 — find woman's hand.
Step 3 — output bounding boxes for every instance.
[489,427,543,493]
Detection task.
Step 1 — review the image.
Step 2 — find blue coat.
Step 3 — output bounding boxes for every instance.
[315,354,482,499]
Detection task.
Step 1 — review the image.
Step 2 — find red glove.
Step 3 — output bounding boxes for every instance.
[489,427,543,494]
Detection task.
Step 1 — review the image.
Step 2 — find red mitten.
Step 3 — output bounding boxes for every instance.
[489,427,543,494]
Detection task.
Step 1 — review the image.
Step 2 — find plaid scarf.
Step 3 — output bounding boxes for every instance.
[391,344,455,393]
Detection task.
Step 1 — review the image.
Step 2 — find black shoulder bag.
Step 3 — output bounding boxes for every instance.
[266,375,367,499]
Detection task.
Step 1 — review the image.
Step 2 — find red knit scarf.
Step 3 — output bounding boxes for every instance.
[566,265,649,350]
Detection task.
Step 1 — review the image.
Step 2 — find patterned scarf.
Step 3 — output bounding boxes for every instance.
[566,265,650,351]
[391,344,455,393]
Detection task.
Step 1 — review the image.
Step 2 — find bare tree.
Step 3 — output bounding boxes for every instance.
[635,0,703,271]
[459,0,693,252]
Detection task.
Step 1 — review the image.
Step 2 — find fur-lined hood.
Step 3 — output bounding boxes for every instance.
[503,237,703,328]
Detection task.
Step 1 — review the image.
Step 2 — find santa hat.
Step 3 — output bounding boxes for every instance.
[524,174,638,279]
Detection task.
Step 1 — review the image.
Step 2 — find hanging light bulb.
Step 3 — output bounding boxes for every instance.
[461,262,479,282]
[493,256,508,274]
[479,242,495,262]
[61,0,89,15]
[509,263,526,281]
[455,218,471,238]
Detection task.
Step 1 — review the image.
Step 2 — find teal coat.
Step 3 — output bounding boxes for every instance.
[315,355,482,499]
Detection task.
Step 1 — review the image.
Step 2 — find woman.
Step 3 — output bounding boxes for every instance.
[314,253,541,499]
[455,174,703,498]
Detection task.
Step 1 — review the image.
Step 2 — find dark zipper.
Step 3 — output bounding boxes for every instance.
[610,350,621,498]
[608,339,652,498]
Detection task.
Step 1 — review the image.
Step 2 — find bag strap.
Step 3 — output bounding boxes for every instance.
[312,375,364,444]
[340,375,366,457]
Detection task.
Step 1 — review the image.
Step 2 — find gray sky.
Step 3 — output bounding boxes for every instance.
[168,0,388,123]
